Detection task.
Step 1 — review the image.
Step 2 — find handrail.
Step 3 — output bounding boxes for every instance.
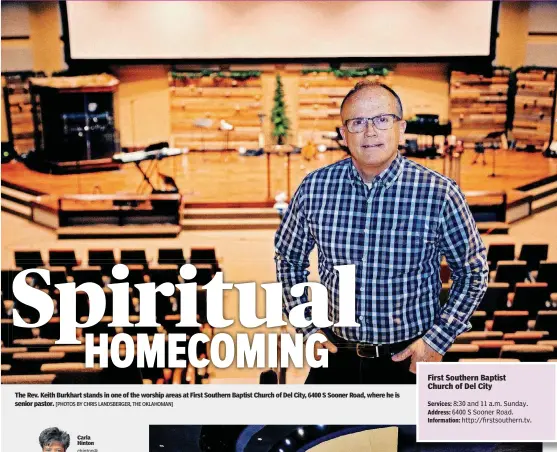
[58,193,181,211]
[59,193,180,201]
[463,190,507,199]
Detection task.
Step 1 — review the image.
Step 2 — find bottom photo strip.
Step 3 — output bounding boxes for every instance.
[149,425,542,452]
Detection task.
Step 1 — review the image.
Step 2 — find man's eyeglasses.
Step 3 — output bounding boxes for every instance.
[344,114,401,133]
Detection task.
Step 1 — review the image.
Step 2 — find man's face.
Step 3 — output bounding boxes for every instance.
[43,442,65,452]
[340,87,406,177]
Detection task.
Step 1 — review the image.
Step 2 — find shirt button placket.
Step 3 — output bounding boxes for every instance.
[367,183,375,203]
[362,184,375,342]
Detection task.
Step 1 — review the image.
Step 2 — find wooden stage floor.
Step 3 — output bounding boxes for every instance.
[2,149,556,207]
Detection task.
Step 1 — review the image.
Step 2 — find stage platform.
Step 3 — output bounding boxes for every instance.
[2,149,557,235]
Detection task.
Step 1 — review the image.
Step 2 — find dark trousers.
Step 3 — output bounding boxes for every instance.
[305,332,417,385]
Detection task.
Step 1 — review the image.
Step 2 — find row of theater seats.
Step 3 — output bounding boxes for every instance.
[446,330,557,363]
[438,244,555,348]
[485,243,549,272]
[2,244,556,378]
[440,260,556,293]
[441,243,556,363]
[1,336,210,385]
[440,282,557,320]
[1,268,212,323]
[1,315,211,345]
[10,247,220,270]
[1,247,221,319]
[1,248,220,385]
[441,242,555,285]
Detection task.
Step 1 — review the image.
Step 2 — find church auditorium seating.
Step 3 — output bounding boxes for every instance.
[493,261,529,291]
[534,311,557,339]
[477,283,510,316]
[469,340,515,359]
[509,282,550,318]
[120,249,149,267]
[486,243,515,272]
[13,338,55,347]
[459,358,519,363]
[1,347,28,366]
[121,316,160,336]
[40,363,104,384]
[1,318,34,346]
[470,311,487,330]
[535,262,557,293]
[158,248,186,266]
[503,331,549,344]
[40,317,62,340]
[490,311,529,333]
[71,292,92,319]
[6,242,553,384]
[78,316,118,336]
[453,331,504,343]
[1,374,56,384]
[518,244,548,272]
[11,351,66,374]
[1,269,16,300]
[190,248,220,273]
[2,248,219,384]
[14,250,45,269]
[499,344,554,362]
[443,344,480,362]
[126,264,149,297]
[49,345,87,362]
[0,298,8,319]
[48,249,79,270]
[148,264,181,286]
[71,266,105,287]
[192,264,215,286]
[87,249,117,272]
[43,267,69,294]
[537,341,557,358]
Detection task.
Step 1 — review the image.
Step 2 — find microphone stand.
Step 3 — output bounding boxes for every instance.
[489,147,497,178]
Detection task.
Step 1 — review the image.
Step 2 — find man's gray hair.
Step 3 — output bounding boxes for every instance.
[340,80,404,119]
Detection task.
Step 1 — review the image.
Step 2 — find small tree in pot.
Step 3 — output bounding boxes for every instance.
[271,74,290,145]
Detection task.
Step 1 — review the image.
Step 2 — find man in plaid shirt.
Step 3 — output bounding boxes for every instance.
[275,81,488,384]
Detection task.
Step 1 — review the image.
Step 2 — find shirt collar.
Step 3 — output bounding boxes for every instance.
[347,152,404,189]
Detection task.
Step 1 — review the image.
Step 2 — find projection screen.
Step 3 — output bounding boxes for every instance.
[64,1,494,60]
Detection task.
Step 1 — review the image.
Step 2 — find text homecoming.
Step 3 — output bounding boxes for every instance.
[13,264,360,369]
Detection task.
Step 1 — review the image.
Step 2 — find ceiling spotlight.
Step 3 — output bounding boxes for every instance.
[297,428,304,437]
[285,439,291,445]
[257,437,262,441]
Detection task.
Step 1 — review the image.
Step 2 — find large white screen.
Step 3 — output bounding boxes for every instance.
[66,1,493,60]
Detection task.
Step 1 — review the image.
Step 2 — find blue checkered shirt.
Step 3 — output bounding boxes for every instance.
[275,154,489,354]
